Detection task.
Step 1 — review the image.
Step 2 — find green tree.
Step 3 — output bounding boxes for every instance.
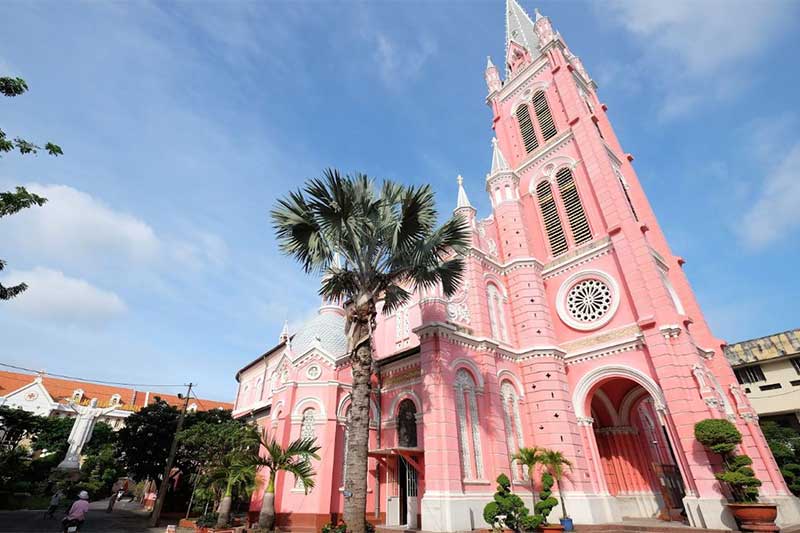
[272,169,469,533]
[483,473,540,533]
[80,443,125,498]
[82,421,116,456]
[0,76,62,300]
[0,405,39,451]
[257,437,320,530]
[759,421,800,495]
[511,446,542,511]
[31,416,74,458]
[537,449,572,521]
[116,398,179,488]
[695,418,761,502]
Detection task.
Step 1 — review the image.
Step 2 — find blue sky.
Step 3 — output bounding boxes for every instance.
[1,1,799,401]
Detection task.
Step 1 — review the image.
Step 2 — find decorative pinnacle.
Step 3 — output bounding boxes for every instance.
[280,319,290,341]
[455,174,473,211]
[486,56,496,70]
[535,8,543,21]
[490,137,510,175]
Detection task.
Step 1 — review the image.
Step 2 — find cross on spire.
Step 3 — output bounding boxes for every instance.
[455,174,473,210]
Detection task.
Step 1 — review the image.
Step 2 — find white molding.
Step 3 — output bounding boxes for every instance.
[555,269,620,331]
[542,237,613,279]
[496,369,526,398]
[290,396,326,420]
[387,390,423,416]
[572,364,666,420]
[449,358,485,390]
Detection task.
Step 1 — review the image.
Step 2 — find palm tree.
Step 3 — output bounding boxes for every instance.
[537,449,573,521]
[511,446,542,511]
[257,437,321,530]
[213,453,259,528]
[272,170,470,533]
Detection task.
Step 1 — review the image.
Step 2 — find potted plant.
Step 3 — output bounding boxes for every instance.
[694,419,775,531]
[511,447,543,512]
[534,470,561,532]
[538,449,574,531]
[483,474,542,532]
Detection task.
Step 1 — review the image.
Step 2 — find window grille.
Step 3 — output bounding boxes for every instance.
[536,181,568,256]
[533,90,558,141]
[734,366,766,385]
[792,357,800,375]
[516,104,539,153]
[556,168,592,245]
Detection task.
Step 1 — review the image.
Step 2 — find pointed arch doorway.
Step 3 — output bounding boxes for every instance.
[575,368,688,522]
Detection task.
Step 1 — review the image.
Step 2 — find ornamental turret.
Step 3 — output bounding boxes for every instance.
[485,56,502,94]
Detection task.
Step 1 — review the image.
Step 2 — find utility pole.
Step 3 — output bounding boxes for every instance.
[148,382,193,528]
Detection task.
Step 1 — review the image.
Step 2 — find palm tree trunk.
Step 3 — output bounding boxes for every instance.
[216,483,233,528]
[529,472,536,512]
[555,477,567,519]
[343,317,373,533]
[258,472,277,530]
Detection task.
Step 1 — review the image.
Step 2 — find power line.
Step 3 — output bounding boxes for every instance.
[0,361,187,389]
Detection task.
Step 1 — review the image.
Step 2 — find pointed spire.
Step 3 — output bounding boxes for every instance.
[506,0,540,63]
[486,56,496,70]
[490,138,510,175]
[279,320,290,342]
[534,7,543,21]
[456,175,473,210]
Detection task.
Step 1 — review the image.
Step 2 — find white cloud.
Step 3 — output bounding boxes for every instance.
[0,183,229,273]
[739,143,800,249]
[602,0,796,118]
[1,267,126,322]
[374,33,436,86]
[607,0,792,75]
[1,183,160,264]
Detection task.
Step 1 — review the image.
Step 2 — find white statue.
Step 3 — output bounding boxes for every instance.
[58,398,117,470]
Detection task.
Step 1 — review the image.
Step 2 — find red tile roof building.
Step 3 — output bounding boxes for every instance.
[0,370,232,428]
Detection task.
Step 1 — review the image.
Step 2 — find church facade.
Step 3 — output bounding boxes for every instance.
[232,2,800,530]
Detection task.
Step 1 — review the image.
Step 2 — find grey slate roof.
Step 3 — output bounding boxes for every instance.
[291,309,348,359]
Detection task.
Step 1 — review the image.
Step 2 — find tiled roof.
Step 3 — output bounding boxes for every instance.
[0,370,232,412]
[291,309,348,359]
[724,328,800,366]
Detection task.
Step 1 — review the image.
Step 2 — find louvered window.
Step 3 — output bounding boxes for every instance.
[533,90,558,142]
[516,104,539,153]
[556,167,592,245]
[536,181,568,256]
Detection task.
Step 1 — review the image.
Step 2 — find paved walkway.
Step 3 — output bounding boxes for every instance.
[0,500,181,533]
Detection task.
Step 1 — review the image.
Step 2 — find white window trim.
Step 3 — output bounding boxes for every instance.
[555,269,620,331]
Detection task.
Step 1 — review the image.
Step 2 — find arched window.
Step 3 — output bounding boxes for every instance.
[296,408,316,489]
[110,394,122,406]
[454,369,483,479]
[536,181,568,256]
[500,382,525,480]
[516,104,539,153]
[72,389,84,402]
[556,167,592,245]
[487,284,508,342]
[397,399,418,448]
[533,90,558,141]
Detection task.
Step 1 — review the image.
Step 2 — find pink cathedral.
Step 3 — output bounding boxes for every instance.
[233,2,800,531]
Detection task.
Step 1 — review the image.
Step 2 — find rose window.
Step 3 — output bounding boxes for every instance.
[566,279,612,323]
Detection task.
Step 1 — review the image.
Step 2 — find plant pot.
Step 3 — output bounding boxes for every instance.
[540,525,564,532]
[726,503,778,532]
[559,517,574,531]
